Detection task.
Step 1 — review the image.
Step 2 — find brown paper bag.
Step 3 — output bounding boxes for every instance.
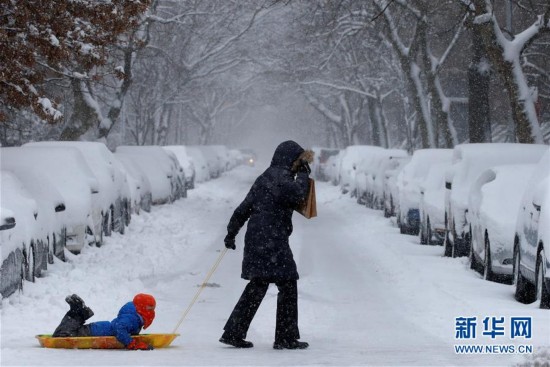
[296,178,317,219]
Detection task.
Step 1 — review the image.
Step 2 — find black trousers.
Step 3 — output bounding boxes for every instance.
[52,312,91,337]
[223,278,300,342]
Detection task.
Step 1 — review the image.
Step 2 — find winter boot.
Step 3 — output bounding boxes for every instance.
[65,294,94,320]
[219,333,254,348]
[273,339,309,350]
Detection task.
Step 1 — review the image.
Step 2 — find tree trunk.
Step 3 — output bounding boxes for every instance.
[60,79,101,141]
[472,2,546,143]
[468,26,492,143]
[367,98,381,146]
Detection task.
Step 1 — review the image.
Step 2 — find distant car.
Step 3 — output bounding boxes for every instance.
[397,149,452,235]
[26,141,130,236]
[193,146,223,179]
[365,150,408,210]
[164,146,196,190]
[186,147,210,183]
[325,151,344,186]
[513,148,550,308]
[239,148,257,167]
[339,145,384,196]
[382,156,410,218]
[2,146,99,254]
[317,148,340,182]
[116,146,177,205]
[0,172,39,298]
[165,150,187,199]
[311,147,339,181]
[468,164,536,283]
[114,153,153,214]
[418,160,452,245]
[444,143,548,258]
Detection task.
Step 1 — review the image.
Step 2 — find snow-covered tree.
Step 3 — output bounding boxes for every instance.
[0,0,150,124]
[468,0,549,143]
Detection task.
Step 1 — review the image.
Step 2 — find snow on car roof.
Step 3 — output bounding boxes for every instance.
[450,143,548,207]
[2,146,96,228]
[25,141,127,207]
[401,149,453,181]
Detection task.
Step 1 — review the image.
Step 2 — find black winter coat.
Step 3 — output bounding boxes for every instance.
[227,141,309,280]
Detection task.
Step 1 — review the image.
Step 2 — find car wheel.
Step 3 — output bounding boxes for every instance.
[103,212,112,237]
[536,248,550,309]
[483,234,496,282]
[469,238,479,271]
[514,245,536,304]
[26,246,35,282]
[18,256,25,293]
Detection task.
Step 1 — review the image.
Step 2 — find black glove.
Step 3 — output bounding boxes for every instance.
[299,161,311,174]
[224,235,236,250]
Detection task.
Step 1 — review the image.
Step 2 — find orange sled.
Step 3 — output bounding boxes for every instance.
[36,334,179,349]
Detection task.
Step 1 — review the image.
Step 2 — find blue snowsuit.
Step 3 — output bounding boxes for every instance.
[89,302,144,346]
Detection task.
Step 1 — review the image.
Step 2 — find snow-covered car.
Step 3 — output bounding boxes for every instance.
[113,152,153,213]
[314,148,340,182]
[397,149,452,235]
[193,145,223,179]
[1,149,67,262]
[0,172,42,298]
[227,149,244,169]
[468,164,536,282]
[186,146,210,182]
[164,145,196,190]
[2,146,99,254]
[211,145,231,172]
[26,141,130,236]
[339,145,384,196]
[382,156,411,218]
[365,149,408,209]
[238,148,257,167]
[513,148,550,308]
[418,159,453,246]
[326,151,344,186]
[116,146,177,205]
[165,150,187,199]
[444,143,548,258]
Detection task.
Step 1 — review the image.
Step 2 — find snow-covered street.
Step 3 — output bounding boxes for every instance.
[1,166,549,366]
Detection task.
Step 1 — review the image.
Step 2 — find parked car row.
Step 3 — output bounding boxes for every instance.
[0,142,244,299]
[329,143,550,309]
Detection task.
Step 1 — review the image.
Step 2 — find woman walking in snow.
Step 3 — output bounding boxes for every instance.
[220,140,313,350]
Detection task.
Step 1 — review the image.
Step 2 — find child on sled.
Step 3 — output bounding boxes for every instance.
[52,293,156,350]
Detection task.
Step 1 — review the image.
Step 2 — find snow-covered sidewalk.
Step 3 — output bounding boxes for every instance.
[1,166,549,366]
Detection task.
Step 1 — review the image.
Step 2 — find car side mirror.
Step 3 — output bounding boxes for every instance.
[55,204,66,212]
[0,217,16,230]
[445,181,452,190]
